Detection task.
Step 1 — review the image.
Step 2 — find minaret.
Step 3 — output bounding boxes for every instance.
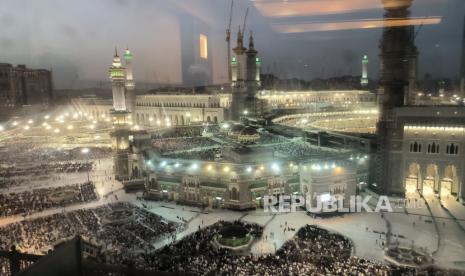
[110,48,127,111]
[230,27,248,120]
[361,55,369,87]
[460,15,465,98]
[232,27,247,81]
[109,47,130,180]
[124,47,136,118]
[245,31,263,116]
[371,0,414,194]
[246,32,261,85]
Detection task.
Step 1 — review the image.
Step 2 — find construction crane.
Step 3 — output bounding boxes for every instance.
[226,0,234,83]
[242,7,249,39]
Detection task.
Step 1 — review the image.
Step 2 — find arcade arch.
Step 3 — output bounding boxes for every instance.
[441,165,457,198]
[423,164,438,197]
[405,163,421,195]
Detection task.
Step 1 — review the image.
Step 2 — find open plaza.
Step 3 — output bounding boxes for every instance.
[1,100,465,275]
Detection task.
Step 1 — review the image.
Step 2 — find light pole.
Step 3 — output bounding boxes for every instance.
[81,148,90,183]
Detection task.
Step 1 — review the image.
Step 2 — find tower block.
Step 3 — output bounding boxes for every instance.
[109,48,130,180]
[371,0,414,193]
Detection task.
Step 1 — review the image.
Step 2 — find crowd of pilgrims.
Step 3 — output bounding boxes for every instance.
[152,137,219,154]
[164,148,220,161]
[110,223,449,275]
[274,140,340,159]
[0,144,111,165]
[0,203,179,255]
[258,131,289,144]
[0,182,98,217]
[0,162,93,178]
[0,211,458,275]
[0,146,111,190]
[151,126,211,139]
[149,125,339,161]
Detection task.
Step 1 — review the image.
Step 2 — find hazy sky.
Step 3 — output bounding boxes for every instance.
[0,0,464,89]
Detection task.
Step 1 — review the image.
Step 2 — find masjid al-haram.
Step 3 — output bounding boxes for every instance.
[1,0,465,275]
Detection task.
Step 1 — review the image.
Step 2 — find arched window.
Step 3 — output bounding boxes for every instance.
[410,141,422,153]
[230,187,239,201]
[446,143,459,155]
[427,142,440,154]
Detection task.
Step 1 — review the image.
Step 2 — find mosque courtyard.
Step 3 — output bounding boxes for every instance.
[1,109,465,274]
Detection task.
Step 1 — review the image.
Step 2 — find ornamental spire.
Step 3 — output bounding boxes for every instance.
[249,30,254,50]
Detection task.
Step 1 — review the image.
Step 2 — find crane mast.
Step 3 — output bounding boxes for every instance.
[242,7,249,38]
[226,0,234,83]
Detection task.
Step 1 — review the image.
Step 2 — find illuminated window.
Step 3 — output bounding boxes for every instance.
[199,34,208,59]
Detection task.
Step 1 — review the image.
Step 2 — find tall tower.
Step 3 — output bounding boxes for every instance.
[230,30,262,120]
[371,0,414,193]
[124,47,136,119]
[109,48,130,180]
[460,15,465,98]
[361,55,369,87]
[124,48,136,123]
[406,23,419,105]
[231,28,248,120]
[110,48,127,111]
[246,32,261,86]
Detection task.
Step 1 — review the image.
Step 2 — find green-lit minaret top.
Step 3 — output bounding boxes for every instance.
[124,48,133,61]
[362,55,369,64]
[110,48,125,80]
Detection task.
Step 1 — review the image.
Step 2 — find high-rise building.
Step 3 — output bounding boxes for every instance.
[370,1,465,201]
[0,63,53,107]
[360,55,369,87]
[372,0,415,193]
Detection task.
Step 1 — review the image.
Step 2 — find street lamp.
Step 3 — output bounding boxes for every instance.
[81,148,90,183]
